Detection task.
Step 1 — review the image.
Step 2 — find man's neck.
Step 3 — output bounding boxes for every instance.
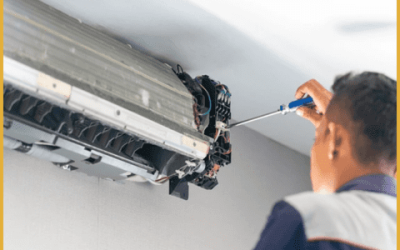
[334,161,395,191]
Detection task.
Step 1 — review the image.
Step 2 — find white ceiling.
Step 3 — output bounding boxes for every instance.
[41,0,397,156]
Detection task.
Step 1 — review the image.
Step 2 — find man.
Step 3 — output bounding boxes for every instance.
[254,72,396,250]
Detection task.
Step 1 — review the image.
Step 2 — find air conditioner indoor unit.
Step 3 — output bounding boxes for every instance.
[3,0,232,200]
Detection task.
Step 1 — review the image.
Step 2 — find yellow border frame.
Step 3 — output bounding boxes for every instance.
[397,0,399,248]
[0,1,398,249]
[1,0,4,248]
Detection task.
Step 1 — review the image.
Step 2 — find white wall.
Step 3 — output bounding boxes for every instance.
[4,125,311,250]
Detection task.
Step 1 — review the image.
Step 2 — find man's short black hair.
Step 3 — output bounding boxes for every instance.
[331,72,396,165]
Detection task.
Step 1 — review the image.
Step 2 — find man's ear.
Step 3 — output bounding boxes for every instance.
[328,122,342,160]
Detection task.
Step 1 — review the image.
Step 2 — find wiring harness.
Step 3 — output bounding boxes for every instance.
[173,66,232,195]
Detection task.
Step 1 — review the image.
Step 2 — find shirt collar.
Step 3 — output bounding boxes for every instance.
[336,174,397,197]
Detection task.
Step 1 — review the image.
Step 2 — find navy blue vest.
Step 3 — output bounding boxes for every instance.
[254,174,396,250]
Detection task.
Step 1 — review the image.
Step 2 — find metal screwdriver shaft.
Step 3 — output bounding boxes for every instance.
[227,96,314,129]
[228,110,281,128]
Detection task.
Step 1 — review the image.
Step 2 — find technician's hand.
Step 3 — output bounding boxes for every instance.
[295,79,333,127]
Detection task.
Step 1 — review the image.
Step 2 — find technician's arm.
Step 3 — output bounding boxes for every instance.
[295,79,333,127]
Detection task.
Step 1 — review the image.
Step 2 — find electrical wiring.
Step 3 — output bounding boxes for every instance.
[155,176,171,183]
[221,132,231,155]
[215,84,225,90]
[223,146,232,155]
[154,164,186,183]
[194,76,211,116]
[170,67,230,191]
[177,64,184,74]
[222,134,230,143]
[222,84,230,93]
[214,128,221,141]
[199,84,212,116]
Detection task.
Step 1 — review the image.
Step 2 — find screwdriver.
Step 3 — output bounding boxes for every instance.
[228,97,314,129]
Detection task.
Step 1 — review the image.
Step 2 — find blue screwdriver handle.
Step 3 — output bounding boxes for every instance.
[279,96,314,114]
[288,97,313,109]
